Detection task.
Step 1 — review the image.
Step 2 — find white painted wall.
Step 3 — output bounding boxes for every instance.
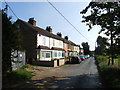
[54,39,63,48]
[37,34,50,47]
[50,38,63,49]
[50,38,53,48]
[74,46,80,53]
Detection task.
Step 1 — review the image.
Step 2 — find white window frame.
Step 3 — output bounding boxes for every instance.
[39,50,52,61]
[42,37,46,45]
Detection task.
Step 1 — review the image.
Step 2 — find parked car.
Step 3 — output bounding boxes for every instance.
[80,55,85,61]
[84,55,88,59]
[84,55,90,59]
[70,56,81,64]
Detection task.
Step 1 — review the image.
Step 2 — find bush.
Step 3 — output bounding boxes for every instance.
[20,64,32,69]
[96,55,108,63]
[101,67,120,88]
[96,55,120,88]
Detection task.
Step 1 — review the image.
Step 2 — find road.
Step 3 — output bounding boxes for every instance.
[9,57,103,89]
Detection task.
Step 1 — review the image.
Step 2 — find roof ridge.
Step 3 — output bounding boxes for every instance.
[17,19,65,41]
[17,19,78,45]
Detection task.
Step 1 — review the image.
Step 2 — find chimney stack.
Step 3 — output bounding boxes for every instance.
[64,36,68,40]
[57,32,62,37]
[28,18,36,26]
[46,26,52,33]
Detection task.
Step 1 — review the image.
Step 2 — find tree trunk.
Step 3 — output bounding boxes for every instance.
[111,56,114,65]
[110,29,114,65]
[108,57,110,65]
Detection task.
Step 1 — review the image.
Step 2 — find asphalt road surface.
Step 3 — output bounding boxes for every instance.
[9,57,103,89]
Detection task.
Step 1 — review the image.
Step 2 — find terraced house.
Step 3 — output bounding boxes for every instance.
[16,18,81,67]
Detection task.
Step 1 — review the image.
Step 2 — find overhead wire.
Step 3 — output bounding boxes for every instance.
[46,0,94,43]
[4,0,19,19]
[4,0,94,44]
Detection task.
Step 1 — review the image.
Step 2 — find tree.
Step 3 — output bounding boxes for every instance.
[95,36,110,55]
[80,2,120,65]
[2,8,22,73]
[82,42,90,55]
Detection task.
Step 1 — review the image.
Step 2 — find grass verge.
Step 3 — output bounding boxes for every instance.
[96,55,120,88]
[3,64,34,87]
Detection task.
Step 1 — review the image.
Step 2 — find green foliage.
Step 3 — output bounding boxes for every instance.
[20,64,32,69]
[95,36,110,55]
[3,65,34,87]
[96,55,108,62]
[101,67,120,88]
[81,42,90,55]
[7,69,33,81]
[96,55,120,88]
[2,9,23,73]
[80,2,120,33]
[81,2,120,64]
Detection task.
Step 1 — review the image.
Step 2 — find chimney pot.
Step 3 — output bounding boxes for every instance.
[57,32,62,37]
[64,36,68,40]
[28,18,36,26]
[46,26,52,33]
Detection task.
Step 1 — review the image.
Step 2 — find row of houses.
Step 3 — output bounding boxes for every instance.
[16,18,83,67]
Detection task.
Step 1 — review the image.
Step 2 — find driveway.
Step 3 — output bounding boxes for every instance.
[8,57,104,89]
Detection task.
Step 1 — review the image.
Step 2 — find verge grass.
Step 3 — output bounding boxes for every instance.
[3,64,34,87]
[96,55,120,88]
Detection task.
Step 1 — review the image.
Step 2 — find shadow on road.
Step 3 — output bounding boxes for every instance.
[5,74,104,89]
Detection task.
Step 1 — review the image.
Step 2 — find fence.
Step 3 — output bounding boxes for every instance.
[11,50,26,70]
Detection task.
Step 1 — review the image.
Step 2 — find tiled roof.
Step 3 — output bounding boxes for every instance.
[17,19,79,46]
[63,39,69,44]
[68,40,76,45]
[17,19,64,41]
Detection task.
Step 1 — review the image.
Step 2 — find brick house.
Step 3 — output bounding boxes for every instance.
[16,18,81,66]
[16,18,65,65]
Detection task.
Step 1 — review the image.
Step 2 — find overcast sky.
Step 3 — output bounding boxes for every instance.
[2,1,104,51]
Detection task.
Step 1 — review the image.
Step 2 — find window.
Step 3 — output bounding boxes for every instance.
[42,37,46,45]
[41,52,44,58]
[59,41,61,46]
[54,52,57,57]
[53,39,55,46]
[58,52,61,57]
[45,52,51,58]
[40,51,51,58]
[62,51,65,57]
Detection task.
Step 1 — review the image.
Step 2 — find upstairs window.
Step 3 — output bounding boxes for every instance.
[42,37,46,45]
[53,39,55,46]
[59,41,61,46]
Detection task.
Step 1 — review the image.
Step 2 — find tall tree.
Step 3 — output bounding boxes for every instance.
[95,36,109,55]
[80,2,120,65]
[2,9,22,73]
[82,42,90,55]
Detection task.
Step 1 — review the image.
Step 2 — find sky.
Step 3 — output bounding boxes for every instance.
[2,1,104,51]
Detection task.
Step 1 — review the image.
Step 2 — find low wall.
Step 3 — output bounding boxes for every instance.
[32,60,57,67]
[32,59,65,67]
[57,58,65,66]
